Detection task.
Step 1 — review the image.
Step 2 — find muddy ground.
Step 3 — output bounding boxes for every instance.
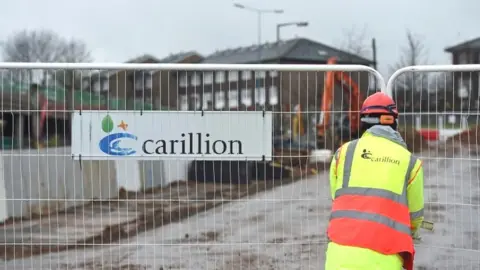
[0,162,321,269]
[2,145,480,269]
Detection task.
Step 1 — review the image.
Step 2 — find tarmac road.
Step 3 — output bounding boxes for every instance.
[2,148,480,270]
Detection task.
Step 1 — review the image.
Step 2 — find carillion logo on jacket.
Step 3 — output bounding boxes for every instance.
[361,149,400,165]
[98,115,138,156]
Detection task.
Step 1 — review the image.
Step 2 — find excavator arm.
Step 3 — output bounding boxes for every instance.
[336,71,361,134]
[317,65,335,136]
[317,57,363,149]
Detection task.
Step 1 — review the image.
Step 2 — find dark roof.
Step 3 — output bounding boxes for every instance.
[126,52,202,63]
[125,54,161,63]
[202,38,372,64]
[159,51,201,63]
[445,37,480,52]
[84,51,201,78]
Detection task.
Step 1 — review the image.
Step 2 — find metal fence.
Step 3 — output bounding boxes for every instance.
[387,64,480,269]
[0,63,478,269]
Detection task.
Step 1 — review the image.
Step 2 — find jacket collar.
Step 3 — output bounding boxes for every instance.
[363,125,407,149]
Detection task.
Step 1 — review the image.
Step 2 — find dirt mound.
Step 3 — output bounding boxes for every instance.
[447,126,480,145]
[398,128,429,153]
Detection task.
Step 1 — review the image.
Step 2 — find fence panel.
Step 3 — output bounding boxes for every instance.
[387,64,480,269]
[0,62,386,269]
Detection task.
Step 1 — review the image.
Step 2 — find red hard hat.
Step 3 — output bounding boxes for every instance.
[361,92,398,117]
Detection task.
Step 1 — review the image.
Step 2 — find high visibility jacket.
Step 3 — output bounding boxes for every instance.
[326,125,424,270]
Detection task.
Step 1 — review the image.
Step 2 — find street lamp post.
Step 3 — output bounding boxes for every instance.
[233,3,283,61]
[276,21,309,42]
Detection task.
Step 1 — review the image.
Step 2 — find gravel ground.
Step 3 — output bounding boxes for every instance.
[2,148,480,270]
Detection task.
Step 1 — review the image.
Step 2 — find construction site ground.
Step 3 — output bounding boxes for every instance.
[2,141,480,269]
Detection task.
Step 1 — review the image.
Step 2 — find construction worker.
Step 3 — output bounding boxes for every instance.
[325,92,424,270]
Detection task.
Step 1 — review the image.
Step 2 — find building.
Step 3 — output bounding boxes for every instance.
[82,37,373,112]
[0,38,372,149]
[177,37,373,112]
[82,51,203,109]
[445,37,480,109]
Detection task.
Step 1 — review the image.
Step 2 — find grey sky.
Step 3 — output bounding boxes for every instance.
[0,0,478,76]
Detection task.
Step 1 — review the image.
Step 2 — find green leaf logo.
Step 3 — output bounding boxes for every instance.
[102,115,114,133]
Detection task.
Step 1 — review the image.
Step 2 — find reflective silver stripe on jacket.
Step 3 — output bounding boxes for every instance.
[410,209,424,219]
[331,139,418,233]
[330,210,411,234]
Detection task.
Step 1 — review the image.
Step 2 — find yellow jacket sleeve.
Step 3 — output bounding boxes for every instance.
[329,153,337,200]
[407,158,425,233]
[329,148,342,200]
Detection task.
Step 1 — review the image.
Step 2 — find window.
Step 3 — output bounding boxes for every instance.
[179,74,188,87]
[93,80,100,92]
[269,86,278,105]
[229,71,238,82]
[269,71,278,78]
[191,94,201,109]
[203,92,213,109]
[215,71,226,83]
[133,71,150,91]
[215,91,225,109]
[145,72,153,88]
[457,78,470,98]
[458,52,468,64]
[241,89,252,106]
[255,71,266,79]
[179,95,188,110]
[204,72,213,84]
[241,71,252,80]
[228,90,238,108]
[101,79,109,92]
[255,87,266,105]
[191,73,201,86]
[135,77,144,92]
[82,78,90,90]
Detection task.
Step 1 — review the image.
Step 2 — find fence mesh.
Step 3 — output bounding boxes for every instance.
[0,64,478,270]
[390,68,480,269]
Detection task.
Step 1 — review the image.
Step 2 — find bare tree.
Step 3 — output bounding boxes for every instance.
[1,29,92,145]
[53,38,92,84]
[2,30,64,62]
[389,29,429,92]
[2,29,92,101]
[339,25,371,58]
[2,29,91,86]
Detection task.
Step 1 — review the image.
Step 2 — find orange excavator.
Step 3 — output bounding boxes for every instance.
[316,57,364,149]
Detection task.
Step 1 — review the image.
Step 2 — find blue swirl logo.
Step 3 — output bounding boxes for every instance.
[99,133,138,156]
[99,115,137,156]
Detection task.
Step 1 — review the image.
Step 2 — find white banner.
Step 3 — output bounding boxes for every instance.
[71,111,273,161]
